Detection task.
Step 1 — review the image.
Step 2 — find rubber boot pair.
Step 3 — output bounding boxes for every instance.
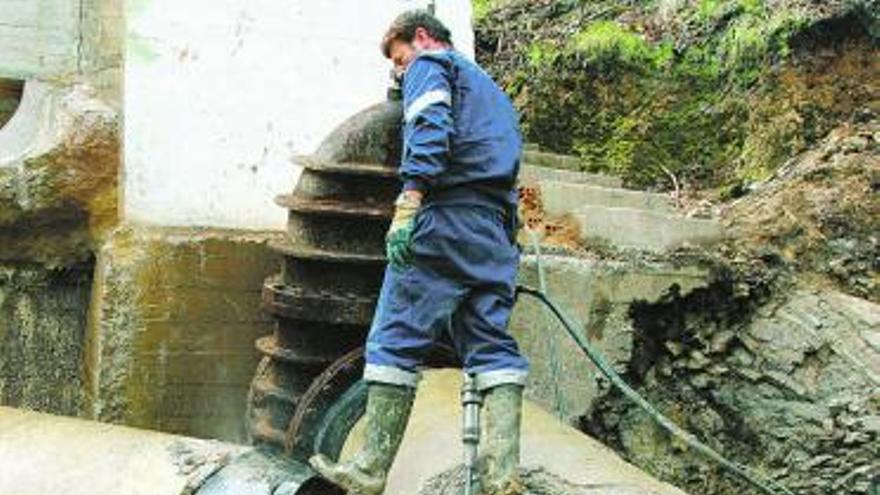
[478,384,525,495]
[309,382,524,495]
[309,383,415,495]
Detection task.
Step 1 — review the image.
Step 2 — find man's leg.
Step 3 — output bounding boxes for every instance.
[309,382,414,495]
[451,284,529,495]
[311,261,465,495]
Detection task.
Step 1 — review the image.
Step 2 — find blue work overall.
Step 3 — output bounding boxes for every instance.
[364,49,529,392]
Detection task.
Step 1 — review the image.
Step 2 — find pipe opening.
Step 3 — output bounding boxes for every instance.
[0,79,24,130]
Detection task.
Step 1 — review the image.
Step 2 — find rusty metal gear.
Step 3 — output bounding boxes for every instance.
[247,98,404,450]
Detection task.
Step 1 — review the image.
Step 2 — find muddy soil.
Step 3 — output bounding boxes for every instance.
[723,116,879,302]
[417,466,667,495]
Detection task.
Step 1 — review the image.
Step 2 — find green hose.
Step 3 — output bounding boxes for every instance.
[515,243,795,495]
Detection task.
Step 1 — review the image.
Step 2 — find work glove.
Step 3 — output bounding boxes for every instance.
[385,192,422,269]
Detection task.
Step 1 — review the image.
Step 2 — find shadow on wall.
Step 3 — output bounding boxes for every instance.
[0,79,23,129]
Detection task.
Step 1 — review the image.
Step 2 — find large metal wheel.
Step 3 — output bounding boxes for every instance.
[283,346,460,462]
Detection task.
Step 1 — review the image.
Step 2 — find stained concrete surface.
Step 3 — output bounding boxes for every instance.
[572,206,723,252]
[0,405,246,495]
[85,225,283,441]
[341,370,689,495]
[0,262,92,416]
[510,254,713,424]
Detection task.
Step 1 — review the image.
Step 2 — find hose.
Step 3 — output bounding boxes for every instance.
[515,242,795,495]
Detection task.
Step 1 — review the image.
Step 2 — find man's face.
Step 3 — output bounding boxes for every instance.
[388,39,417,78]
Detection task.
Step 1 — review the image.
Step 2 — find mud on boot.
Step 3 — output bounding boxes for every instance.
[478,384,525,495]
[309,383,415,495]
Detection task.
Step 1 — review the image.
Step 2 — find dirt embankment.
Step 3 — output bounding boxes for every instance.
[724,117,879,303]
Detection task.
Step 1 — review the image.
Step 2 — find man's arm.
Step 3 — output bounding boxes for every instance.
[400,55,454,196]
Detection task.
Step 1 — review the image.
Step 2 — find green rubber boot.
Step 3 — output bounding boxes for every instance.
[480,384,526,495]
[309,383,415,495]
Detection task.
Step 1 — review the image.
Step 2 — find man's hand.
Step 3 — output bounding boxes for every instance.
[386,191,422,268]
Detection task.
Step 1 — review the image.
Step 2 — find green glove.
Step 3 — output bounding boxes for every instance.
[386,192,421,268]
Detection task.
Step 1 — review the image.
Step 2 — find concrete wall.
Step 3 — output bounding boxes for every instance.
[85,226,283,442]
[0,0,82,79]
[0,0,122,95]
[0,263,93,416]
[124,0,474,231]
[511,255,712,424]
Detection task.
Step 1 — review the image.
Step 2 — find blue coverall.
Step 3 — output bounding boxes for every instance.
[363,49,529,392]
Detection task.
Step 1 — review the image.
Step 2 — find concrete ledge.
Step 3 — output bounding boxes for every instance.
[0,406,246,495]
[520,163,622,189]
[522,150,582,170]
[573,205,723,252]
[539,179,675,216]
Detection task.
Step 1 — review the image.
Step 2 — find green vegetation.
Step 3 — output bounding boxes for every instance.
[569,21,673,69]
[526,40,560,68]
[718,9,808,85]
[472,0,511,21]
[474,0,876,190]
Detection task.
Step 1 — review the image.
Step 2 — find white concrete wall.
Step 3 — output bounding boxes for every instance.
[125,0,474,230]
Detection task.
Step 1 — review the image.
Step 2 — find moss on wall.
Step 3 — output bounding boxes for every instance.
[0,262,93,416]
[86,226,283,442]
[475,0,878,190]
[0,84,120,267]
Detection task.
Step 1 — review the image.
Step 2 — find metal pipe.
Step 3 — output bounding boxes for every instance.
[460,373,482,495]
[0,406,334,495]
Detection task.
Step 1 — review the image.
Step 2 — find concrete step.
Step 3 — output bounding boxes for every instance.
[522,149,583,170]
[539,179,676,215]
[520,163,622,189]
[572,205,723,252]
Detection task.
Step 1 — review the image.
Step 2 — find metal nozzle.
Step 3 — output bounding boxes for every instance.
[462,374,482,495]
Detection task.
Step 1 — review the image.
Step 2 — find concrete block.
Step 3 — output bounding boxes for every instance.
[510,255,712,424]
[85,225,283,442]
[539,179,675,216]
[520,163,622,189]
[0,81,120,265]
[573,205,723,252]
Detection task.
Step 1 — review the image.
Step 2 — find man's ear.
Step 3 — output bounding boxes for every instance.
[413,26,430,43]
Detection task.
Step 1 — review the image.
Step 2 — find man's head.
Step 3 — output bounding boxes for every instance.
[381,10,453,74]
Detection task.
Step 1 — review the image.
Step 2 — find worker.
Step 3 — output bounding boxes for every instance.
[309,10,529,495]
